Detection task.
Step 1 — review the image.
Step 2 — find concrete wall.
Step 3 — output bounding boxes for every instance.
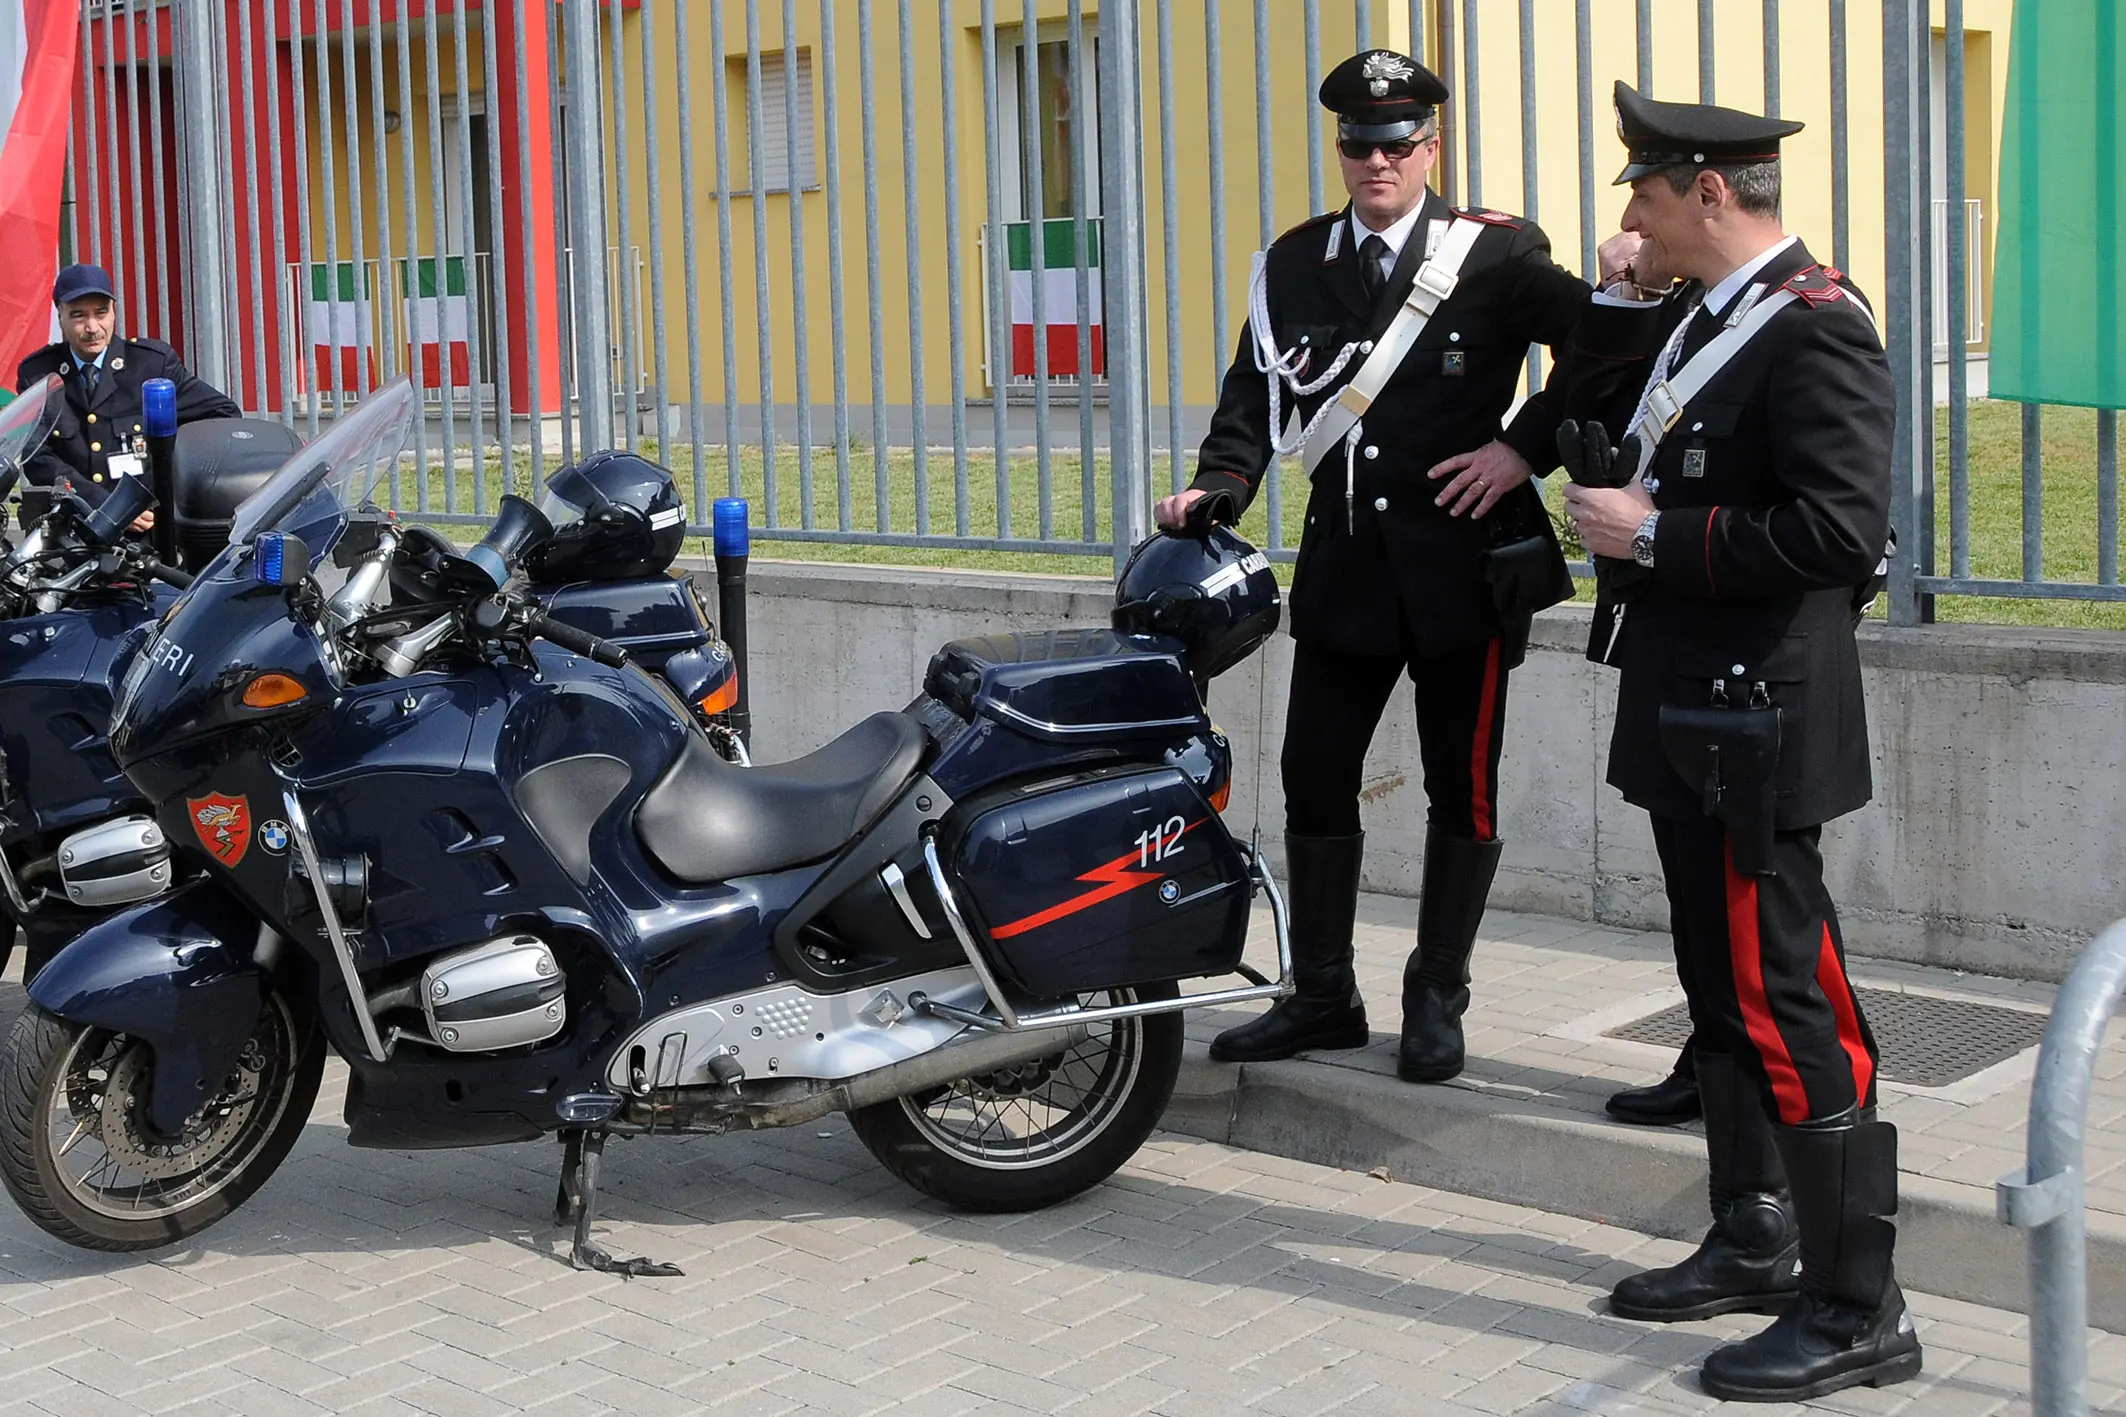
[723,559,2126,983]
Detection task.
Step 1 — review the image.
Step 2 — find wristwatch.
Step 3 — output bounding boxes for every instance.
[1631,510,1662,568]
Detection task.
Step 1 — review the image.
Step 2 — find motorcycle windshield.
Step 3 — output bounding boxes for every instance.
[226,377,418,559]
[0,375,63,502]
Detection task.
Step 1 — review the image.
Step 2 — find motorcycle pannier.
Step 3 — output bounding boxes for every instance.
[923,629,1207,746]
[945,765,1251,999]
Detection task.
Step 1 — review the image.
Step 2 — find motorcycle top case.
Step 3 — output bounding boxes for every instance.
[923,629,1206,745]
[945,764,1250,999]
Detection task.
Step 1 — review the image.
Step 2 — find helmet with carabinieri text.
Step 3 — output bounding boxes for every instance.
[525,449,687,581]
[1112,523,1280,681]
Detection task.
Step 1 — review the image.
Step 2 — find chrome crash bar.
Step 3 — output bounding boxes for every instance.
[915,832,1294,1034]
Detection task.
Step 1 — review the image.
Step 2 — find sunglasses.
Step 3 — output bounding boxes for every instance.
[1337,137,1424,162]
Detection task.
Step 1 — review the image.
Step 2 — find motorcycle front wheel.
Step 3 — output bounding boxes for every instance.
[848,982,1183,1212]
[0,984,324,1250]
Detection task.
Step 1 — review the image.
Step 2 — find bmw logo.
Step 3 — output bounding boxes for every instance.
[1158,879,1180,904]
[258,820,291,855]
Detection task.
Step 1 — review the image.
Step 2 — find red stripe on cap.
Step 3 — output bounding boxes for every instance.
[1469,638,1503,841]
[1816,923,1876,1107]
[1725,840,1811,1124]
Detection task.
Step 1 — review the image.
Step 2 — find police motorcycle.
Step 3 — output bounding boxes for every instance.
[0,381,740,988]
[0,378,1292,1271]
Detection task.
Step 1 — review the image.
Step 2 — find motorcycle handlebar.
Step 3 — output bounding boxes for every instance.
[145,560,193,590]
[524,611,632,669]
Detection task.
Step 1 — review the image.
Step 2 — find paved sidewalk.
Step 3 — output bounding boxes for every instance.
[1168,896,2125,1325]
[0,1046,2079,1417]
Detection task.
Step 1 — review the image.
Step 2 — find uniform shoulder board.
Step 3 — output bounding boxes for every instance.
[16,344,61,380]
[1451,207,1524,227]
[1274,210,1342,245]
[129,335,179,359]
[1779,264,1849,308]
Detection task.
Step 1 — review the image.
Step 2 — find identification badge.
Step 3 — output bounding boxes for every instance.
[106,452,146,482]
[1441,351,1466,376]
[1682,448,1708,479]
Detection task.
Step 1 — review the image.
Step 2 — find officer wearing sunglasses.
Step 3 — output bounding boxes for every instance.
[1159,50,1642,1086]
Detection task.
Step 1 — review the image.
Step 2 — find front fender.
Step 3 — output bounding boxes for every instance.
[28,879,269,1137]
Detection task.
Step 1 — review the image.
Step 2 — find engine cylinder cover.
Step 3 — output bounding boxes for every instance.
[57,814,173,908]
[421,935,567,1053]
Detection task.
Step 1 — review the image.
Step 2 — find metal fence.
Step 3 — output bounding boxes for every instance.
[57,1,2122,614]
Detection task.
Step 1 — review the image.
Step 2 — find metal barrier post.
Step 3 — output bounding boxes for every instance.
[1998,917,2126,1417]
[173,0,228,389]
[1097,0,1152,572]
[562,0,614,455]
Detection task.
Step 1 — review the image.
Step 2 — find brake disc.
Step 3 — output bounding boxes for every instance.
[95,1040,264,1181]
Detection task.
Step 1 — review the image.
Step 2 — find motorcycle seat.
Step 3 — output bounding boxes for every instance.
[635,710,926,882]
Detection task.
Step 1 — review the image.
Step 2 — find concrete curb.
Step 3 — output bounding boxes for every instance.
[1162,1041,2126,1332]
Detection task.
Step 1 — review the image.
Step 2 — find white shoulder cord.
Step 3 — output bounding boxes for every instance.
[1246,250,1362,458]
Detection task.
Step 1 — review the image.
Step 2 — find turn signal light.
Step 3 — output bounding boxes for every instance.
[241,673,309,708]
[1209,781,1233,813]
[697,675,740,717]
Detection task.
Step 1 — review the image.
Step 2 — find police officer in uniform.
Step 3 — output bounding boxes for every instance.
[1559,84,1918,1401]
[1158,50,1632,1084]
[16,263,240,512]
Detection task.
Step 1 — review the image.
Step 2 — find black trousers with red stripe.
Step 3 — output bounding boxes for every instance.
[1281,638,1509,841]
[1650,813,1880,1124]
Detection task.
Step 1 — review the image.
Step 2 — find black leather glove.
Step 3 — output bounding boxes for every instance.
[1180,487,1239,535]
[1555,418,1642,490]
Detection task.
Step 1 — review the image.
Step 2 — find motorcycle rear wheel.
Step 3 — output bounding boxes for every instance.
[0,986,324,1250]
[848,982,1182,1212]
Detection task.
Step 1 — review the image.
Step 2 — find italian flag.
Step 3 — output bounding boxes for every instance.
[0,1,77,380]
[402,255,471,389]
[306,261,375,393]
[1007,219,1104,379]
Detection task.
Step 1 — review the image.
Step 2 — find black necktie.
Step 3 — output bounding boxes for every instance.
[1359,233,1389,303]
[81,363,100,400]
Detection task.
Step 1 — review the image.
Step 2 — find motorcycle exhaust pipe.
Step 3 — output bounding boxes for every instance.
[711,496,752,750]
[142,377,179,568]
[739,1021,1093,1130]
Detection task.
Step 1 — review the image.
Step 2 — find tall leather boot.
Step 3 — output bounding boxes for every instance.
[1209,833,1369,1063]
[1699,1111,1924,1402]
[1396,828,1502,1083]
[1610,1052,1798,1321]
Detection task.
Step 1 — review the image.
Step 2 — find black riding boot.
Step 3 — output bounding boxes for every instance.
[1698,1110,1923,1402]
[1209,833,1369,1063]
[1606,1039,1702,1125]
[1396,828,1502,1083]
[1610,1052,1798,1321]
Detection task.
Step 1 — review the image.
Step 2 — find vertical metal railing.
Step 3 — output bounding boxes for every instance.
[51,0,2112,609]
[1999,917,2126,1417]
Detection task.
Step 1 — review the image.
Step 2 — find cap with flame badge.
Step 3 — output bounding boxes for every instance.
[1318,49,1449,142]
[1611,81,1804,184]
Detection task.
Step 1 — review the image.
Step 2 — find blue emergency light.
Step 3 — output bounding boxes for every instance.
[141,377,177,440]
[712,497,749,559]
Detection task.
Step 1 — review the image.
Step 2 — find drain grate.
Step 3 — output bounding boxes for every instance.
[1604,987,2047,1089]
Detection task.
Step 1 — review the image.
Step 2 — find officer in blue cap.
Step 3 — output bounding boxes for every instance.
[15,262,239,514]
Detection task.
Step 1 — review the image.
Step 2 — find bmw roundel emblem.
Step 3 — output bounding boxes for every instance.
[258,820,292,855]
[1158,879,1180,904]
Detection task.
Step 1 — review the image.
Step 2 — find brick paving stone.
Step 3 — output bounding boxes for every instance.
[0,963,2065,1417]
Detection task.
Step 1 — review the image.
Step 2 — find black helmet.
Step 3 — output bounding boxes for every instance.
[1112,525,1281,679]
[523,449,687,582]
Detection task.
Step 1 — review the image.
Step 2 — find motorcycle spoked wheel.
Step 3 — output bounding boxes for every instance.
[0,986,324,1250]
[848,982,1182,1213]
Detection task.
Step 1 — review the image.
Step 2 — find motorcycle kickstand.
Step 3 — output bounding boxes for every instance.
[552,1127,682,1278]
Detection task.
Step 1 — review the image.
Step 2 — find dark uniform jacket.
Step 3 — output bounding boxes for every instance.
[15,336,240,506]
[1568,239,1893,829]
[1189,189,1606,659]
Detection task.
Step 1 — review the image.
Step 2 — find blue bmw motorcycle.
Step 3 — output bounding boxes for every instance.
[0,382,740,984]
[0,379,1292,1272]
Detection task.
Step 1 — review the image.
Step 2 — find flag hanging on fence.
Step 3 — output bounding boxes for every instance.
[306,261,375,393]
[0,1,78,381]
[1007,219,1104,379]
[1990,0,2125,408]
[402,255,472,389]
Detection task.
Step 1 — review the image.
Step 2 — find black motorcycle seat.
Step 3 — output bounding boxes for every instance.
[635,711,926,882]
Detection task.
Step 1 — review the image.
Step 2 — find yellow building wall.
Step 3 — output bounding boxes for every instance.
[290,1,2017,421]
